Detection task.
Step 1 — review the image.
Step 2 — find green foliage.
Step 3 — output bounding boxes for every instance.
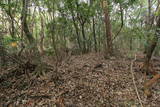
[0,0,160,56]
[3,36,20,46]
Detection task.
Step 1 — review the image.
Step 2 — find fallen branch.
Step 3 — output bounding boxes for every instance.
[130,54,143,107]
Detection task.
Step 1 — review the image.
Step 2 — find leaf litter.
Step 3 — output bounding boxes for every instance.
[0,53,160,107]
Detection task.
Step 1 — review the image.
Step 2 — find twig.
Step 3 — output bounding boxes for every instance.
[130,54,143,107]
[4,65,18,72]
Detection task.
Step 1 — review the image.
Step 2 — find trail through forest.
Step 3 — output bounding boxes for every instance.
[0,53,160,107]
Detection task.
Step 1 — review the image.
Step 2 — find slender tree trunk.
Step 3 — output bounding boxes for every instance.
[141,2,160,97]
[81,23,87,53]
[51,33,58,61]
[130,37,133,50]
[39,14,45,55]
[142,10,160,97]
[68,2,82,51]
[112,3,124,41]
[21,0,43,76]
[21,0,35,44]
[71,10,82,51]
[148,0,151,25]
[92,17,97,52]
[0,32,6,67]
[142,34,158,75]
[75,2,87,53]
[7,0,15,38]
[103,0,113,56]
[98,25,101,52]
[142,15,160,75]
[90,0,97,52]
[48,12,59,62]
[144,0,152,54]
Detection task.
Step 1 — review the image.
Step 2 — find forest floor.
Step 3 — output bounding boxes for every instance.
[0,53,160,107]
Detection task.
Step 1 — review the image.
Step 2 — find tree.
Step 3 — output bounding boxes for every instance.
[90,0,97,52]
[0,31,6,67]
[21,0,37,45]
[102,0,113,57]
[143,6,160,97]
[21,0,44,76]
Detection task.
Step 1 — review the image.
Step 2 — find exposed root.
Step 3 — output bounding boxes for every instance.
[144,74,160,97]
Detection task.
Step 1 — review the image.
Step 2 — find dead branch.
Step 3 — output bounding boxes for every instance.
[130,54,143,107]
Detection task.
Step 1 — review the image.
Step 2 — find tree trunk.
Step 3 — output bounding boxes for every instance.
[143,9,160,97]
[0,32,6,67]
[130,37,133,51]
[103,0,113,57]
[21,0,35,44]
[148,0,151,25]
[92,17,97,52]
[6,0,15,38]
[39,14,45,56]
[81,23,87,53]
[90,0,97,52]
[143,16,160,70]
[142,15,160,74]
[70,8,82,51]
[21,0,43,76]
[144,0,152,54]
